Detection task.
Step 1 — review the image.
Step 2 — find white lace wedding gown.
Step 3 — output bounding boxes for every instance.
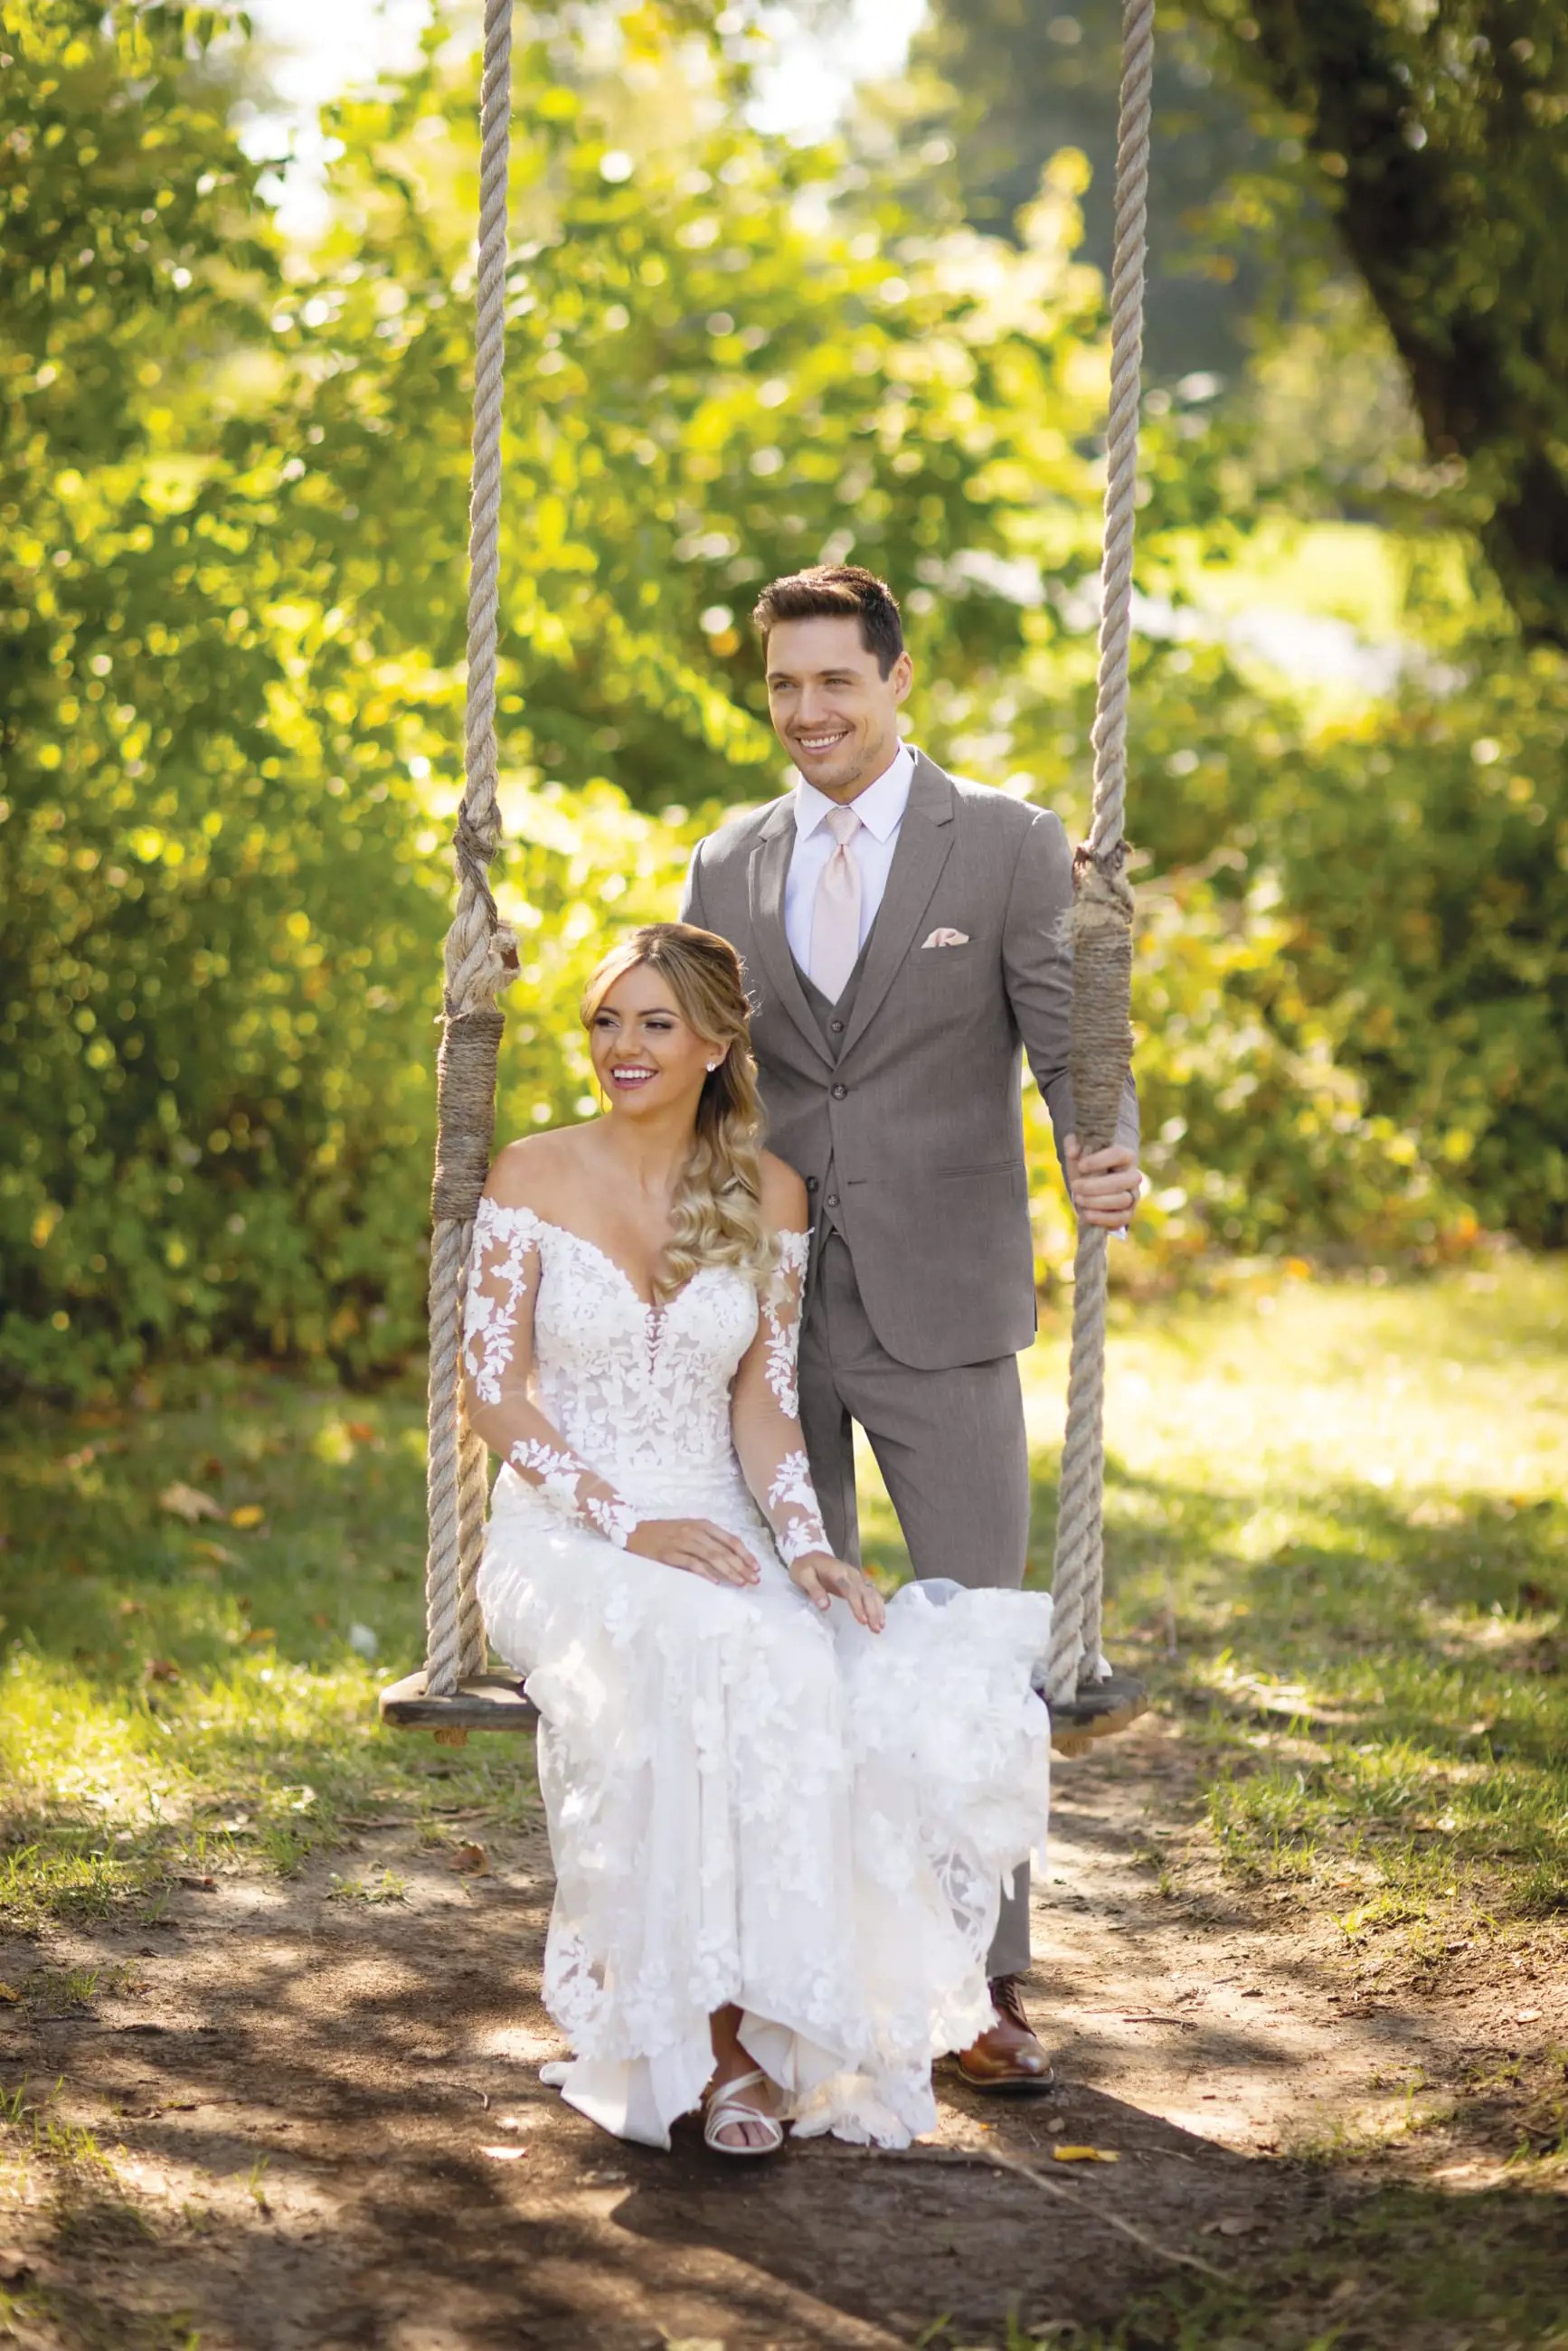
[463,1201,1053,2150]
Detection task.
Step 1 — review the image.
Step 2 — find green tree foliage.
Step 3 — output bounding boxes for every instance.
[1189,0,1568,652]
[0,3,1111,1389]
[895,0,1276,385]
[2,1,1563,1395]
[1,2,448,1388]
[907,0,1568,649]
[295,20,1111,814]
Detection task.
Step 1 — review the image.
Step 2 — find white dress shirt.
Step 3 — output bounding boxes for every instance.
[782,741,915,975]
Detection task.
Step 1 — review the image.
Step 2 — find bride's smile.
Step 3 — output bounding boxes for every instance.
[589,960,727,1115]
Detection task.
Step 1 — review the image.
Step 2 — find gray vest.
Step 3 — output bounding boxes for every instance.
[790,934,874,1242]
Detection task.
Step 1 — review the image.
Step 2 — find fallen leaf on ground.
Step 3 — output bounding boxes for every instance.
[479,2144,526,2162]
[1516,2007,1542,2023]
[1203,2214,1262,2238]
[159,1482,223,1524]
[1053,2145,1119,2164]
[228,1504,266,1530]
[450,1842,490,1876]
[346,1421,376,1443]
[191,1539,241,1569]
[0,1984,20,2004]
[144,1659,180,1684]
[175,1874,216,1892]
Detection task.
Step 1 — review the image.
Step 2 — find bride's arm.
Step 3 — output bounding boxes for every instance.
[462,1193,648,1547]
[730,1172,884,1631]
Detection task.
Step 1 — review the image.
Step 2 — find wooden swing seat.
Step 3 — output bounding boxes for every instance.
[378,1666,1148,1751]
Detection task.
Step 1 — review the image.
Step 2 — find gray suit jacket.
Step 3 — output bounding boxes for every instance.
[681,751,1138,1372]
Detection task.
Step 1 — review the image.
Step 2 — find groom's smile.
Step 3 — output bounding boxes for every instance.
[764,613,913,802]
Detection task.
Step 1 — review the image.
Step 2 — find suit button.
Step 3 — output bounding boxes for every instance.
[829,1019,845,1034]
[805,1176,818,1192]
[826,1194,840,1209]
[831,1082,847,1100]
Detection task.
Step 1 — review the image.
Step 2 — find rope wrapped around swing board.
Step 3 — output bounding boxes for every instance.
[413,0,1156,1723]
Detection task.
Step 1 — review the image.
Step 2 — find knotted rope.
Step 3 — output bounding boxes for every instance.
[423,0,516,1697]
[1046,0,1153,1704]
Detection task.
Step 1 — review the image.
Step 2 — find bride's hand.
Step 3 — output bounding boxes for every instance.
[790,1551,886,1632]
[627,1518,761,1587]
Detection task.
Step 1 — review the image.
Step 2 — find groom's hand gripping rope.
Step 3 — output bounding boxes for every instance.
[789,1552,887,1633]
[1064,1135,1143,1234]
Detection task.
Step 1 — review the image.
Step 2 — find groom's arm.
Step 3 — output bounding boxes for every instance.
[679,841,708,929]
[1003,807,1138,1163]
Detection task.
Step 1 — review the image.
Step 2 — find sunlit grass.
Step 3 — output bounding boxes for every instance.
[3,1262,1563,1948]
[859,1258,1568,1940]
[0,1374,536,1931]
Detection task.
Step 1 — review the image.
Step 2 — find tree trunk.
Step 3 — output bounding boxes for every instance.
[1195,0,1568,647]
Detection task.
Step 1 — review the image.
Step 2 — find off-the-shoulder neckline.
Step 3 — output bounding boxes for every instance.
[475,1198,808,1315]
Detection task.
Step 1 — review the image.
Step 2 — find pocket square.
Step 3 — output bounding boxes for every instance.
[921,927,970,949]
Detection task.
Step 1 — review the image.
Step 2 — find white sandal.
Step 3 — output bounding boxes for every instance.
[703,2066,785,2159]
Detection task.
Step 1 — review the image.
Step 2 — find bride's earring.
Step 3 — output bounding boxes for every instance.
[706,1060,719,1072]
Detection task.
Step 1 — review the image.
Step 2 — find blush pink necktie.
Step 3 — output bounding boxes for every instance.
[808,804,864,1003]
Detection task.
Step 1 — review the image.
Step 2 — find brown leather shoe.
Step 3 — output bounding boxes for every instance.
[955,1976,1056,2094]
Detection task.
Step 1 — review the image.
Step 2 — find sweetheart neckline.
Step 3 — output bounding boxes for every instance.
[512,1209,807,1318]
[535,1215,725,1317]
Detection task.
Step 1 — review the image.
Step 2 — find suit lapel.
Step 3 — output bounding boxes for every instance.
[839,751,956,1059]
[747,805,835,1072]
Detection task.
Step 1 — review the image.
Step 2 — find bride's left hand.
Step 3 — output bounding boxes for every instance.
[790,1551,886,1633]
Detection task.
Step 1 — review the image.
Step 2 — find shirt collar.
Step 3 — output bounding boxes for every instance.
[792,741,915,844]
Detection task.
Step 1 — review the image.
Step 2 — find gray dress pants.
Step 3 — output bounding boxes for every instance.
[798,1232,1035,1979]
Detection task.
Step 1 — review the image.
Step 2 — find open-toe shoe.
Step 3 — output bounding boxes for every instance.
[702,2066,785,2159]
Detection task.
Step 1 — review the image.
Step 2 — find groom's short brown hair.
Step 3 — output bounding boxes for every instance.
[752,565,904,678]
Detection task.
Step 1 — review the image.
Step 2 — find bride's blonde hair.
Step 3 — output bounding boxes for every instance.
[581,922,778,1303]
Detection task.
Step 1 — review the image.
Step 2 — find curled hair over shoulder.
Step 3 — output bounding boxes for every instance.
[580,922,778,1304]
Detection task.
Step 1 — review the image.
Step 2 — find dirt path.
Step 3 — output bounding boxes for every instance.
[3,1714,1564,2351]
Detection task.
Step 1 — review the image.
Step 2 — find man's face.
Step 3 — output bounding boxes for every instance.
[763,615,912,800]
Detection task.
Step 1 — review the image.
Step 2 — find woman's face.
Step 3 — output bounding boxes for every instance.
[588,960,725,1119]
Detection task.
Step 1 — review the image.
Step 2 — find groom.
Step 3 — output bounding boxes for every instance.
[682,565,1141,2091]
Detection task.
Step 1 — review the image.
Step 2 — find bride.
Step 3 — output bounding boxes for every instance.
[462,921,1052,2157]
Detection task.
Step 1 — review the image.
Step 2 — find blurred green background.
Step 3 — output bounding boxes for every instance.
[4,0,1565,1397]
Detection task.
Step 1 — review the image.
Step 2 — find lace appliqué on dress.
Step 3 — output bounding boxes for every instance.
[728,1229,834,1571]
[465,1199,646,1552]
[760,1229,809,1419]
[463,1197,534,1405]
[767,1448,831,1566]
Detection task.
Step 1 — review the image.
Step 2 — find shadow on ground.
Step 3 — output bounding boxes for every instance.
[5,1752,1566,2351]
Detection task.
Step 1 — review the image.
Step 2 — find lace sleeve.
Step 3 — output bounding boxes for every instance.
[730,1230,832,1568]
[461,1198,644,1549]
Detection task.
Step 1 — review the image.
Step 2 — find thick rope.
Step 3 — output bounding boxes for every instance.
[1047,0,1153,1704]
[423,0,516,1698]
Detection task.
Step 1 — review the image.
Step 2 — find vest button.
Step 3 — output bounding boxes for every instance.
[826,1193,840,1210]
[829,1019,845,1034]
[831,1082,847,1100]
